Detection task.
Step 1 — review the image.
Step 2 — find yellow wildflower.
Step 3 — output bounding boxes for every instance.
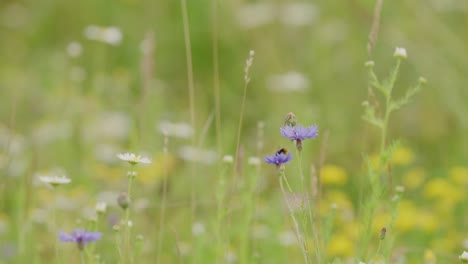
[391,146,414,166]
[424,178,464,207]
[394,200,418,232]
[326,233,355,257]
[402,167,426,190]
[321,164,348,185]
[449,166,468,185]
[416,210,438,233]
[138,153,177,186]
[424,249,436,264]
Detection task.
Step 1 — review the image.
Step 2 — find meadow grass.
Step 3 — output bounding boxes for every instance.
[1,0,468,263]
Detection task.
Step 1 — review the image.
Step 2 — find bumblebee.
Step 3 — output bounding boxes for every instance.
[276,148,288,155]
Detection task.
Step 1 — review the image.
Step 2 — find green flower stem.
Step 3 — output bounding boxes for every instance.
[115,229,123,263]
[279,169,309,264]
[80,250,86,264]
[53,187,59,264]
[215,163,229,262]
[380,59,401,155]
[240,164,260,264]
[296,150,321,263]
[124,164,136,264]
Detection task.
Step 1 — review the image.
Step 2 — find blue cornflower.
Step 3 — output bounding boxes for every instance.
[59,229,102,250]
[280,124,318,151]
[264,151,293,167]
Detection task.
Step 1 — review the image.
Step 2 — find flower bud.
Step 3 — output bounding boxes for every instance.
[393,47,407,59]
[284,112,297,126]
[419,77,427,85]
[379,227,387,240]
[117,192,130,210]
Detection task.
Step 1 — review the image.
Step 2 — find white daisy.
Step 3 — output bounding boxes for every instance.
[117,153,152,165]
[38,174,71,187]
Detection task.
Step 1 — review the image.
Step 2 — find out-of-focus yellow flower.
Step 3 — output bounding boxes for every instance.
[373,212,390,233]
[95,165,123,184]
[394,200,418,232]
[326,234,355,257]
[416,211,438,233]
[343,221,360,240]
[450,166,468,185]
[424,178,464,206]
[424,249,436,264]
[432,234,457,252]
[138,153,177,186]
[324,191,353,210]
[369,153,380,170]
[391,146,414,166]
[321,164,348,185]
[402,167,426,190]
[37,189,54,204]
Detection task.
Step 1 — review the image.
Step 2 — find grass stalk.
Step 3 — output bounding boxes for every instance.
[180,0,197,227]
[279,169,309,264]
[156,135,170,263]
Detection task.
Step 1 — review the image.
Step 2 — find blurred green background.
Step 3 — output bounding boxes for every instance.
[0,0,467,263]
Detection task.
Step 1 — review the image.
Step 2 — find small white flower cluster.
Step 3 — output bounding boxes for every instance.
[84,25,122,45]
[117,153,152,165]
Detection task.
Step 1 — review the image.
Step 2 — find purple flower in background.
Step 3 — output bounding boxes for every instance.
[280,125,318,151]
[280,125,318,141]
[59,229,102,250]
[264,151,292,167]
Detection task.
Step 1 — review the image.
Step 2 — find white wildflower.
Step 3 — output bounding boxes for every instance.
[248,156,261,166]
[84,25,122,45]
[267,71,309,92]
[395,185,405,193]
[191,222,206,236]
[102,26,122,45]
[280,2,318,26]
[277,230,298,246]
[223,155,234,163]
[394,47,407,59]
[95,202,107,214]
[38,173,71,187]
[117,153,152,165]
[460,251,468,262]
[157,120,194,139]
[66,42,82,58]
[177,146,216,164]
[236,3,276,29]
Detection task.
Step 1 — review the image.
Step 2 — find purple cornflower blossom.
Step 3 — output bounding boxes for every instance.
[264,151,292,168]
[59,229,102,250]
[280,124,318,151]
